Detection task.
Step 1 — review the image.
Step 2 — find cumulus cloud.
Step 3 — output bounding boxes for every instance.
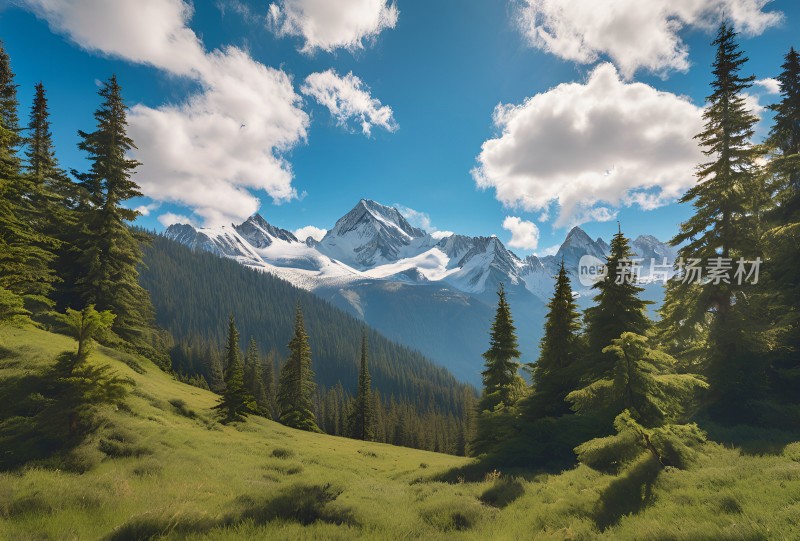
[431,230,454,240]
[302,70,396,136]
[294,225,327,242]
[268,0,398,53]
[503,216,540,250]
[395,204,436,232]
[518,0,782,78]
[754,77,780,94]
[158,212,194,227]
[473,63,705,227]
[536,244,561,257]
[21,0,309,226]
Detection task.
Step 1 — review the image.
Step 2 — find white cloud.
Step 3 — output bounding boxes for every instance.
[158,212,194,227]
[431,230,454,240]
[134,202,160,216]
[536,244,561,257]
[21,0,309,227]
[395,204,434,232]
[518,0,782,78]
[301,70,396,136]
[268,0,398,53]
[473,63,705,227]
[294,225,327,242]
[754,77,781,94]
[502,216,540,250]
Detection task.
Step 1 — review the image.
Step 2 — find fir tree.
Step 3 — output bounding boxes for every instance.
[348,332,375,441]
[568,333,708,470]
[0,42,57,315]
[72,75,154,346]
[473,285,525,454]
[764,46,800,404]
[583,227,651,381]
[527,261,584,418]
[262,350,277,419]
[478,284,523,413]
[215,315,255,422]
[277,305,319,432]
[659,23,766,419]
[244,337,269,412]
[208,347,226,394]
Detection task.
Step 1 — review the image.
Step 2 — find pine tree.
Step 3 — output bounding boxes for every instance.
[25,82,78,303]
[244,337,269,412]
[528,261,584,418]
[583,227,651,381]
[215,315,255,422]
[473,285,525,454]
[262,350,277,419]
[763,47,800,404]
[277,305,319,432]
[0,42,57,315]
[659,23,765,420]
[568,333,708,470]
[72,75,154,346]
[208,347,226,394]
[348,332,375,441]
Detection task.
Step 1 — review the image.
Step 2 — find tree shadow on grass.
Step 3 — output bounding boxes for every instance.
[0,352,131,471]
[105,484,356,540]
[700,420,799,457]
[592,454,661,531]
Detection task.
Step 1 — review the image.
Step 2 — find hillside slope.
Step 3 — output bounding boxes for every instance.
[2,326,798,540]
[139,235,472,414]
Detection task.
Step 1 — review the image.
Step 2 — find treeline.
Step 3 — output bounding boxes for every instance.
[140,235,477,454]
[473,23,800,471]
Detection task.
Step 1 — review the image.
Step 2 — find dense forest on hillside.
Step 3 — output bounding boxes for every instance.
[140,234,476,453]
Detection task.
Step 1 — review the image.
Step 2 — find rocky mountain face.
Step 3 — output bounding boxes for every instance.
[164,199,675,384]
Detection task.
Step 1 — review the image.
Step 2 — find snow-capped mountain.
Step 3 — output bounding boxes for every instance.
[317,199,427,268]
[163,199,675,384]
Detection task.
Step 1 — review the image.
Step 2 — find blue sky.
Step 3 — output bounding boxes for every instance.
[1,0,798,254]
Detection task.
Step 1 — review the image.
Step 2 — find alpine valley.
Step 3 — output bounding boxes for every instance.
[164,200,678,384]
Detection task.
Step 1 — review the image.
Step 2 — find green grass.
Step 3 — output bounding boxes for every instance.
[1,324,799,540]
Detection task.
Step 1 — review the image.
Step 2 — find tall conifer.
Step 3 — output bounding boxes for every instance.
[764,47,800,404]
[215,315,254,421]
[72,75,154,345]
[528,261,583,418]
[660,23,765,419]
[277,305,319,432]
[583,227,651,381]
[348,332,375,440]
[0,42,57,315]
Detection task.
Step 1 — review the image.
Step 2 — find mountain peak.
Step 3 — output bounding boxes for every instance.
[564,226,592,246]
[234,213,298,248]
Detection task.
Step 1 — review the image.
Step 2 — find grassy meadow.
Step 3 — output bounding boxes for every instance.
[1,324,799,540]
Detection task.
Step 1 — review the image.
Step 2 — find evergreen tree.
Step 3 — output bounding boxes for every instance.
[0,42,57,315]
[478,285,523,413]
[584,227,651,381]
[473,285,524,454]
[568,333,708,470]
[244,337,269,412]
[72,75,154,346]
[764,47,800,404]
[348,332,375,441]
[215,315,254,421]
[528,261,584,418]
[208,347,226,394]
[277,305,319,432]
[25,82,78,306]
[659,23,765,419]
[262,350,277,419]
